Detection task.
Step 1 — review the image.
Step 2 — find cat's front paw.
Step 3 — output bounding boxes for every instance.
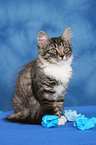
[58,116,67,125]
[54,111,63,117]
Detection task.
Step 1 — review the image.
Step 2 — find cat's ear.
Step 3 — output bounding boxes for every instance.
[61,27,71,43]
[37,31,51,48]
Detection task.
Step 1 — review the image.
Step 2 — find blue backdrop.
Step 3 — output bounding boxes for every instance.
[0,0,96,111]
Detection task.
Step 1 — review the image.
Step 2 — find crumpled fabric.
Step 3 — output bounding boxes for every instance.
[41,110,96,130]
[74,115,96,130]
[64,110,80,121]
[41,110,80,128]
[41,115,60,128]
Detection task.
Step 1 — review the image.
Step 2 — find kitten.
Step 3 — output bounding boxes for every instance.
[7,27,73,124]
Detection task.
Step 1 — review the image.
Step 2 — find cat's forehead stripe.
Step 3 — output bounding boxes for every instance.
[51,38,64,47]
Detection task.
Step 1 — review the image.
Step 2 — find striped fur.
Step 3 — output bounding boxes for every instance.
[6,28,73,124]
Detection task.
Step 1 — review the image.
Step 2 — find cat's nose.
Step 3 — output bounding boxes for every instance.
[60,55,64,59]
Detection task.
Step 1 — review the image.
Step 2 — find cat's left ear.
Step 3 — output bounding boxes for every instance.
[37,31,51,48]
[61,27,71,43]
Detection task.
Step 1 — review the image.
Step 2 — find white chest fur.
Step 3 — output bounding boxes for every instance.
[42,58,73,84]
[43,60,73,99]
[38,55,73,100]
[43,63,72,83]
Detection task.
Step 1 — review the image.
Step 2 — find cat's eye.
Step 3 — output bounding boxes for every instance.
[64,45,67,49]
[51,48,56,52]
[51,48,58,54]
[64,48,71,55]
[48,48,58,55]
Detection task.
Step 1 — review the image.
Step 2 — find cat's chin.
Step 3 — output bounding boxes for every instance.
[57,55,73,66]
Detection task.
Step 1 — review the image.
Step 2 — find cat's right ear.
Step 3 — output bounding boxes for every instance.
[61,27,71,43]
[37,31,51,49]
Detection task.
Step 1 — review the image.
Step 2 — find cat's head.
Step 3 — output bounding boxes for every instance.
[37,27,73,64]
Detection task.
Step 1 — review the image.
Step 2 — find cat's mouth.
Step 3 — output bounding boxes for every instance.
[49,57,67,64]
[57,55,69,62]
[58,55,66,61]
[57,54,73,65]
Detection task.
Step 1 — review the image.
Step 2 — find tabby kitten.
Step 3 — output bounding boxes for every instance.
[7,27,73,124]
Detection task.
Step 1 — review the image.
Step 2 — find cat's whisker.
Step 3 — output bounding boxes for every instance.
[71,35,74,38]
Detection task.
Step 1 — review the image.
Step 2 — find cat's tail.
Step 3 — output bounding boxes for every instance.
[6,110,30,124]
[6,108,43,124]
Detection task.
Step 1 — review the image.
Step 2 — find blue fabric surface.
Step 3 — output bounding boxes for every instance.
[0,106,96,145]
[0,0,96,111]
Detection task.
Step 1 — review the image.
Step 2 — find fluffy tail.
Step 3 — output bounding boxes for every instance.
[6,110,29,124]
[6,108,43,124]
